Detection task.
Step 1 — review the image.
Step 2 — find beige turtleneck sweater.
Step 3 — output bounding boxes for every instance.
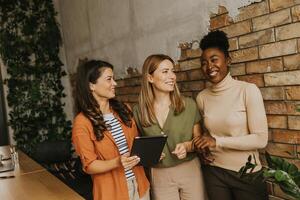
[196,73,268,172]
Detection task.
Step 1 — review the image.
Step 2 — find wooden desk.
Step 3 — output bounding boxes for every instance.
[0,146,83,200]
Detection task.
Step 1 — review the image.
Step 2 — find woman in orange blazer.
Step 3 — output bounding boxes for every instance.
[72,60,150,200]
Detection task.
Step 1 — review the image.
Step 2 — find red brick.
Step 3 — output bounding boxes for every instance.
[230,47,258,63]
[186,48,201,59]
[292,5,300,22]
[283,54,300,70]
[264,70,300,86]
[267,115,287,128]
[175,71,188,82]
[228,38,238,51]
[268,131,273,142]
[178,81,204,92]
[116,95,138,103]
[235,1,269,22]
[265,101,288,115]
[272,129,300,143]
[259,39,297,59]
[269,0,295,12]
[276,22,300,41]
[174,63,180,71]
[179,58,201,70]
[288,116,300,130]
[237,74,264,87]
[116,77,141,87]
[210,14,233,30]
[220,20,252,38]
[260,87,285,100]
[252,9,291,31]
[116,79,126,88]
[266,142,296,158]
[229,63,246,76]
[116,86,140,95]
[186,69,205,80]
[286,102,300,115]
[239,29,275,49]
[285,86,300,100]
[246,57,283,74]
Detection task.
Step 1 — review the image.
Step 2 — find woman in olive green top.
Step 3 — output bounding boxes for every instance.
[133,54,206,200]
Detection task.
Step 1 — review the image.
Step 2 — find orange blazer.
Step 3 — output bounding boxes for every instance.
[72,112,150,200]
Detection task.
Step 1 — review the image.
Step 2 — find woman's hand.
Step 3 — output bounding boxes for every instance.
[192,135,215,164]
[193,135,216,149]
[172,143,187,159]
[120,153,140,170]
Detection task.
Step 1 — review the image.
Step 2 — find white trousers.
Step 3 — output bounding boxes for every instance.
[127,178,150,200]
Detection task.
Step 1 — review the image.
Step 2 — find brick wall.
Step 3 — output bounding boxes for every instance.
[116,1,300,199]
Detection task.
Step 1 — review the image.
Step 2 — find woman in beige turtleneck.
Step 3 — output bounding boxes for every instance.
[194,30,268,200]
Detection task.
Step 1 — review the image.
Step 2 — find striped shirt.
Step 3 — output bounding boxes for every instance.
[103,113,135,181]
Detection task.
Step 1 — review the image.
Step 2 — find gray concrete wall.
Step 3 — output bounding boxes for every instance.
[57,0,262,78]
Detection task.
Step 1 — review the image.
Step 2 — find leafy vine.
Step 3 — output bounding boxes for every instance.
[0,0,71,155]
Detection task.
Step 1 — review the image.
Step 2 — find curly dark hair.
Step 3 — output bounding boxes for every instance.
[200,30,230,57]
[74,60,132,141]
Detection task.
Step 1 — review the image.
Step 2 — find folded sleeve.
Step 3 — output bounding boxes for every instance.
[72,118,98,171]
[216,84,268,150]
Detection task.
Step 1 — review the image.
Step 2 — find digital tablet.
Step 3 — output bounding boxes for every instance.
[130,135,167,167]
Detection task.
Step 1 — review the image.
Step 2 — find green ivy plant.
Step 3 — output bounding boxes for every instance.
[0,0,71,155]
[239,152,300,199]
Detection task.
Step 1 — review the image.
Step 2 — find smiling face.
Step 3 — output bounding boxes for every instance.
[89,67,117,101]
[148,59,176,93]
[201,48,230,84]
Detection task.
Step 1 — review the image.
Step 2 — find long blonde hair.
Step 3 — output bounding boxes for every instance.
[138,54,185,127]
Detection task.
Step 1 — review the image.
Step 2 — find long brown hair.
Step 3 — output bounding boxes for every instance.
[138,54,185,127]
[75,60,132,141]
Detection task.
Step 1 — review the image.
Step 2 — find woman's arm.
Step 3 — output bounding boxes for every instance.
[172,122,202,159]
[215,132,267,150]
[85,157,120,174]
[183,123,202,152]
[85,154,140,175]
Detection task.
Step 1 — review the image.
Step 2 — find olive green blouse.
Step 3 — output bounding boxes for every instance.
[133,97,200,168]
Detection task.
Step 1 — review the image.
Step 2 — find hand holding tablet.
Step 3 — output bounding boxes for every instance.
[130,135,168,167]
[120,153,141,170]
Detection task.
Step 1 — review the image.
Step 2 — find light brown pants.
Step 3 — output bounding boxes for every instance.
[127,178,150,200]
[151,158,207,200]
